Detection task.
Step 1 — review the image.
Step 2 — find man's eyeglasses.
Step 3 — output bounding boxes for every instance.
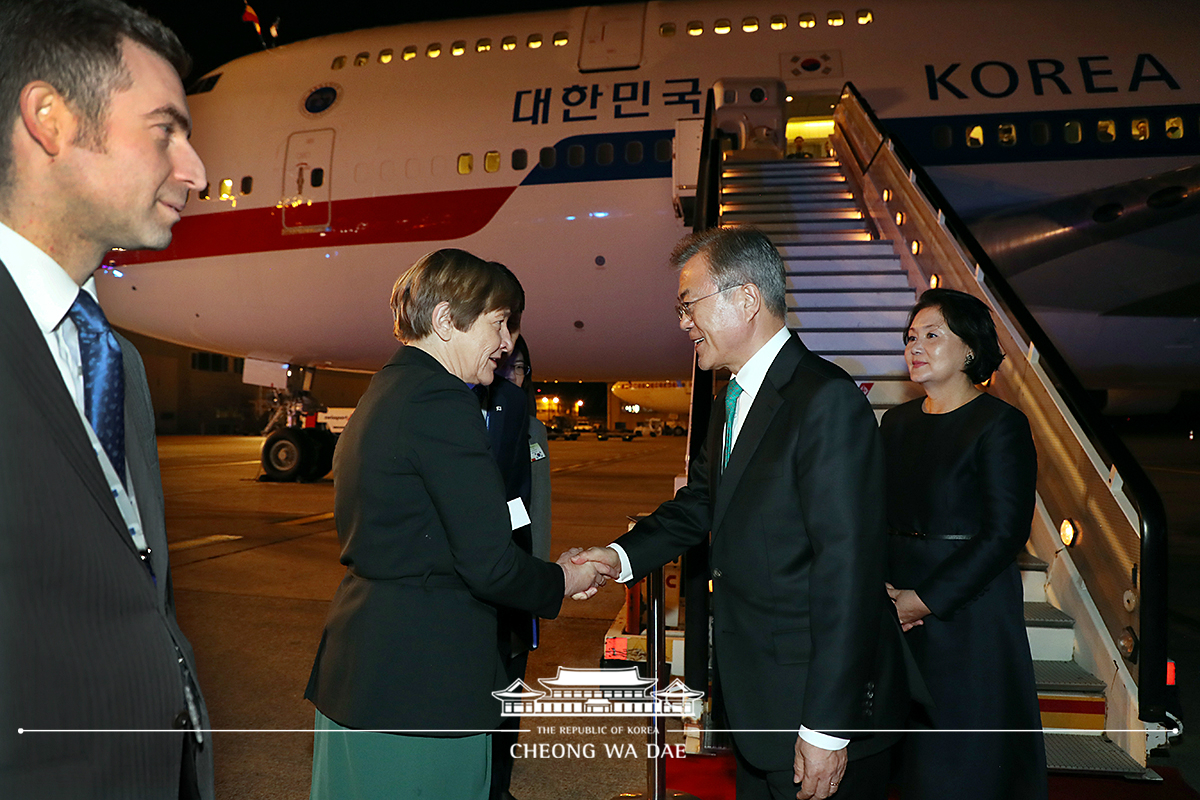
[674,284,745,321]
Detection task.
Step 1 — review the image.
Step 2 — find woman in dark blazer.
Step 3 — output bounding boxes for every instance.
[882,288,1047,800]
[305,249,599,800]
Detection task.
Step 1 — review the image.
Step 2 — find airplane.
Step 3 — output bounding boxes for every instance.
[101,0,1200,426]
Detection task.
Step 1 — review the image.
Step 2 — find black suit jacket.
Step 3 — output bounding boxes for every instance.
[305,345,565,733]
[615,333,909,771]
[0,264,213,798]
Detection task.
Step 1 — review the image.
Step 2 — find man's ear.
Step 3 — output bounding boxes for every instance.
[430,301,455,342]
[18,82,75,158]
[739,282,763,321]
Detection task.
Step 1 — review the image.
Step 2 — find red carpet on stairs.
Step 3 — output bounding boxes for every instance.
[664,753,1200,800]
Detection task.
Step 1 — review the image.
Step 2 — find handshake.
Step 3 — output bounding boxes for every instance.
[555,546,621,600]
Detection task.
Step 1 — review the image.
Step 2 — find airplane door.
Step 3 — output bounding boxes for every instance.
[282,129,334,231]
[578,5,645,72]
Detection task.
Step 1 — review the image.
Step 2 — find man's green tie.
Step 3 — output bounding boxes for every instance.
[722,378,743,470]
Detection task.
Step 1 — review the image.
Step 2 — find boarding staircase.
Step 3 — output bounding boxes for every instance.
[674,80,1175,778]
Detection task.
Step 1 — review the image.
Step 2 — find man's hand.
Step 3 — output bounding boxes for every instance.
[556,548,610,599]
[794,737,847,799]
[886,582,931,632]
[570,546,621,575]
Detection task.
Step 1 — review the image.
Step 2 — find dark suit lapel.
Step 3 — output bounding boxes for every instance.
[711,334,804,535]
[118,333,169,585]
[0,262,128,538]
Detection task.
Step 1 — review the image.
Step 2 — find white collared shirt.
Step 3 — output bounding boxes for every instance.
[0,222,147,554]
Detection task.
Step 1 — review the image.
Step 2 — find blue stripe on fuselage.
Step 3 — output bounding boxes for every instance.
[519,129,674,186]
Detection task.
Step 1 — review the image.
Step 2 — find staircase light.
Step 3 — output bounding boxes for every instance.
[1117,626,1139,662]
[910,240,922,256]
[894,211,905,225]
[881,188,892,201]
[928,274,940,288]
[1059,518,1080,547]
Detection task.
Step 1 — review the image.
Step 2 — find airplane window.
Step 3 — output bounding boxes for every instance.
[770,15,787,30]
[502,37,517,51]
[240,176,253,195]
[527,34,543,49]
[1064,121,1082,144]
[484,151,501,172]
[998,124,1016,146]
[655,138,672,162]
[799,13,816,28]
[1097,120,1116,143]
[1131,119,1149,141]
[660,23,676,36]
[827,12,845,26]
[966,125,983,148]
[553,31,569,46]
[219,179,234,200]
[625,141,644,164]
[1166,117,1184,139]
[476,39,492,53]
[1030,122,1050,146]
[311,168,325,188]
[452,41,466,56]
[403,46,417,61]
[427,43,442,58]
[687,21,703,36]
[199,183,210,200]
[568,144,585,167]
[932,125,952,149]
[596,143,614,165]
[714,19,731,34]
[539,147,556,168]
[742,17,759,32]
[331,56,346,70]
[458,154,473,175]
[379,49,394,64]
[857,9,874,24]
[512,149,528,170]
[354,52,369,67]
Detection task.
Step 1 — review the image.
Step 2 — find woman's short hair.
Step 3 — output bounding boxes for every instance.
[905,288,1004,384]
[390,249,521,342]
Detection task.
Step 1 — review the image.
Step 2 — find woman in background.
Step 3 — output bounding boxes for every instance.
[882,288,1047,800]
[500,335,551,563]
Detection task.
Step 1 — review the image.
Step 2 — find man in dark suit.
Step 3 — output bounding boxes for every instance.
[576,227,909,800]
[0,1,213,797]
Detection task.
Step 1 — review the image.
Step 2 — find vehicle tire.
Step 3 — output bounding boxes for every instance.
[673,425,686,436]
[303,429,336,481]
[262,429,309,481]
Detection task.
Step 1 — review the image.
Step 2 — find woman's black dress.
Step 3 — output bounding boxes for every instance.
[881,393,1047,800]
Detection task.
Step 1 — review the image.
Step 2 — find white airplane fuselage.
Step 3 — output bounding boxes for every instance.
[101,0,1200,384]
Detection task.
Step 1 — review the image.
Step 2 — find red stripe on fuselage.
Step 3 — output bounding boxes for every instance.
[104,186,517,266]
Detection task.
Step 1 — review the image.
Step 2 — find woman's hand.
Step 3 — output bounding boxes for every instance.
[886,583,931,632]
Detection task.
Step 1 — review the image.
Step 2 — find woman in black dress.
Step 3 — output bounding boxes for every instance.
[882,289,1047,799]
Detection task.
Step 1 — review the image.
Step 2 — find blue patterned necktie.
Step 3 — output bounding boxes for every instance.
[68,290,126,486]
[722,378,743,470]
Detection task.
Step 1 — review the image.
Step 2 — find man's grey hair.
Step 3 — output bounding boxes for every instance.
[0,0,190,191]
[669,226,787,319]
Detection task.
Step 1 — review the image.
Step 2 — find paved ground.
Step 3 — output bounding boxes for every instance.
[160,431,1200,799]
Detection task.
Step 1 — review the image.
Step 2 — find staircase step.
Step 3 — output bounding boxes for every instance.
[723,209,866,223]
[723,174,848,187]
[777,242,893,258]
[795,331,907,351]
[757,230,876,243]
[722,158,842,172]
[722,198,855,213]
[1035,660,1107,694]
[786,256,904,273]
[825,354,910,377]
[1026,602,1075,662]
[749,220,872,234]
[1044,733,1148,777]
[791,310,910,330]
[788,289,916,308]
[789,273,911,290]
[1020,551,1049,603]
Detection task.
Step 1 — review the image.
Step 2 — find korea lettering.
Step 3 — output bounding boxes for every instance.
[514,78,701,125]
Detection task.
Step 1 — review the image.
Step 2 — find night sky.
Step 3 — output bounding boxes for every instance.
[136,0,626,81]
